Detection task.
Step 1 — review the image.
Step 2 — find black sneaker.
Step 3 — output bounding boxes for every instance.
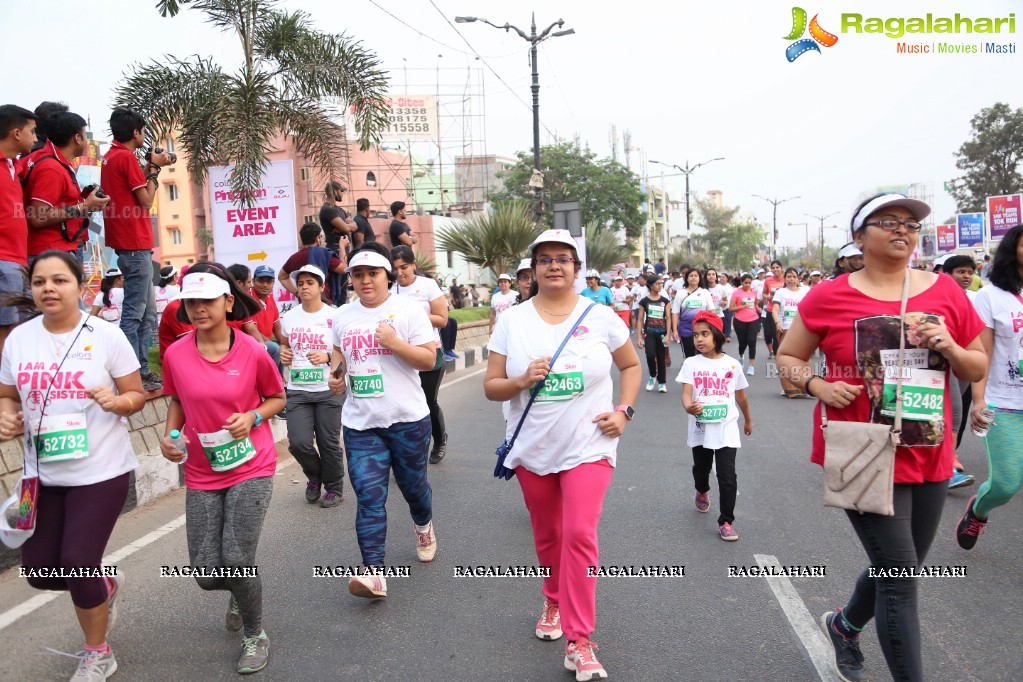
[141,371,163,391]
[955,495,987,550]
[429,433,447,464]
[305,482,321,503]
[320,491,342,508]
[821,611,867,682]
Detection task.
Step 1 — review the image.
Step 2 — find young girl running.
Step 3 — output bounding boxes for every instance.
[772,267,809,397]
[154,265,180,316]
[728,273,762,376]
[678,311,752,541]
[636,274,671,392]
[159,263,285,674]
[90,269,124,322]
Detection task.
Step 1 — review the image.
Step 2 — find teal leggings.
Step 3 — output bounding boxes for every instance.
[973,408,1023,519]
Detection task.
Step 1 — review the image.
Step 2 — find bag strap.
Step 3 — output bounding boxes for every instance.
[504,302,597,451]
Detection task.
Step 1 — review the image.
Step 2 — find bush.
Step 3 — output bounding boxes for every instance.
[449,307,490,324]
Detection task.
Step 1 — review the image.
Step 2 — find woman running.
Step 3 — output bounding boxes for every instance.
[485,228,641,682]
[609,275,633,328]
[636,274,671,393]
[670,268,714,359]
[761,260,784,358]
[0,250,145,681]
[89,269,124,323]
[728,273,762,376]
[159,263,285,675]
[777,193,986,682]
[154,265,180,317]
[391,244,450,464]
[955,224,1023,549]
[771,267,809,397]
[279,264,345,507]
[328,241,438,599]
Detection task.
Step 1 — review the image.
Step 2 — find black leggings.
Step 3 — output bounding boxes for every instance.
[440,318,458,353]
[762,313,777,352]
[733,318,761,360]
[679,335,697,359]
[419,349,447,442]
[643,332,667,383]
[692,446,737,525]
[842,481,946,682]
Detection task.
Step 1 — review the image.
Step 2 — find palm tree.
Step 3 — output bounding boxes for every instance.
[115,0,390,202]
[435,201,542,280]
[584,226,635,273]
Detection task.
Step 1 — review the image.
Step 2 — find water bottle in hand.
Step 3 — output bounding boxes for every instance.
[169,429,188,463]
[973,403,996,438]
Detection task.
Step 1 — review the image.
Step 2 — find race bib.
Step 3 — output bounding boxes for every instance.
[536,371,585,402]
[742,298,754,309]
[198,429,257,472]
[36,413,88,463]
[100,307,120,322]
[881,364,945,422]
[783,307,798,319]
[647,305,665,320]
[155,300,169,315]
[290,367,325,385]
[685,298,703,309]
[350,366,384,398]
[698,398,729,424]
[1018,347,1023,375]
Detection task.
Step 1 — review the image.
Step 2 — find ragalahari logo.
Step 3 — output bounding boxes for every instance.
[784,7,839,61]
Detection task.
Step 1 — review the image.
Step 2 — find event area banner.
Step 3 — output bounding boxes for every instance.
[956,213,985,249]
[987,194,1021,242]
[936,224,957,253]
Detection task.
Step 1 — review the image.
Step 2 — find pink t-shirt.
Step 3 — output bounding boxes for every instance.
[163,330,284,490]
[730,288,760,323]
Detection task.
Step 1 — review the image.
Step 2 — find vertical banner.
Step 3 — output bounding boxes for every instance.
[987,194,1021,242]
[956,213,985,248]
[209,160,298,311]
[936,224,957,253]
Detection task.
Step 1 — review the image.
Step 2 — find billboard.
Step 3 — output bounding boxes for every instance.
[956,212,985,248]
[936,224,957,253]
[374,95,438,141]
[987,194,1021,242]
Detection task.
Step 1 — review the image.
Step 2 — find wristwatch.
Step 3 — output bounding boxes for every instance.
[615,404,635,421]
[250,410,264,427]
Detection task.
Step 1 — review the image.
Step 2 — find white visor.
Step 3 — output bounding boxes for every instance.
[851,193,931,232]
[838,244,863,259]
[348,251,392,272]
[105,269,122,278]
[179,272,232,299]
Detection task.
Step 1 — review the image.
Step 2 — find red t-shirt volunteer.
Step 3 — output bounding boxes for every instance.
[101,141,151,250]
[799,274,985,483]
[0,152,28,266]
[250,290,280,339]
[22,141,89,254]
[159,299,194,362]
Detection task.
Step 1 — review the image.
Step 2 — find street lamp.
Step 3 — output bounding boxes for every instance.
[650,158,724,255]
[754,194,800,261]
[456,14,575,224]
[787,222,809,263]
[806,212,839,272]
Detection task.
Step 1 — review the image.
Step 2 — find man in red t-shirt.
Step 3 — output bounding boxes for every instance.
[23,111,109,262]
[0,105,37,354]
[101,108,175,391]
[251,265,287,376]
[278,223,346,305]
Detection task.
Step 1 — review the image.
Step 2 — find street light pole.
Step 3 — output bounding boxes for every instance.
[754,194,800,262]
[806,212,838,272]
[456,14,575,225]
[650,157,724,255]
[787,222,809,263]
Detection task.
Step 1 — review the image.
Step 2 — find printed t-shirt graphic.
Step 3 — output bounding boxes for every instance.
[280,306,333,392]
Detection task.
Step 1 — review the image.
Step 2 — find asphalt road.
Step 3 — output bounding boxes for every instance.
[2,335,1021,681]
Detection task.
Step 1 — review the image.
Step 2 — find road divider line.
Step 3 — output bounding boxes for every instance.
[754,553,843,682]
[440,366,487,390]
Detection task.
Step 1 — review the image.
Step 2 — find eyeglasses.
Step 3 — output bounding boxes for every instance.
[535,257,576,266]
[516,273,532,281]
[864,219,923,233]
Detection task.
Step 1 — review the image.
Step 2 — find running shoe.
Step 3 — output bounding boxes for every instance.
[140,371,163,392]
[955,495,987,550]
[658,383,667,393]
[820,610,867,682]
[444,350,460,360]
[535,597,563,641]
[320,491,342,508]
[746,365,755,376]
[105,573,122,637]
[948,471,975,489]
[226,595,243,632]
[646,378,655,392]
[348,570,387,599]
[305,481,321,503]
[695,491,710,513]
[429,433,448,464]
[415,521,437,562]
[719,522,739,542]
[564,638,607,681]
[70,649,117,681]
[237,630,269,674]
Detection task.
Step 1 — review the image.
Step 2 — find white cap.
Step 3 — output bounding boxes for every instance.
[613,275,624,281]
[529,229,577,252]
[585,269,600,279]
[348,250,392,272]
[105,268,122,278]
[178,272,231,299]
[838,244,863,259]
[497,273,512,281]
[515,258,532,274]
[852,193,931,232]
[290,264,326,285]
[810,270,822,276]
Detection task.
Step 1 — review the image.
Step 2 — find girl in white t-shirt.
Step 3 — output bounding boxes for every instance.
[677,311,752,542]
[0,251,145,681]
[771,268,809,398]
[328,242,438,600]
[90,269,124,323]
[489,274,519,334]
[154,265,181,316]
[670,268,715,359]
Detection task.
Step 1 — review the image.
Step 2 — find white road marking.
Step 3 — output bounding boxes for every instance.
[440,366,487,389]
[754,553,843,682]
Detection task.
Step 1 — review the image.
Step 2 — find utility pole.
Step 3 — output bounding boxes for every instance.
[754,194,800,261]
[650,158,724,255]
[807,212,838,272]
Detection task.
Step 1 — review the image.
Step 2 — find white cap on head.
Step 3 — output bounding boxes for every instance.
[105,268,122,278]
[810,270,822,277]
[851,193,931,232]
[585,269,600,279]
[348,250,392,272]
[290,264,326,285]
[838,244,863,259]
[497,273,512,281]
[529,229,577,252]
[179,272,231,299]
[515,259,532,274]
[613,275,624,281]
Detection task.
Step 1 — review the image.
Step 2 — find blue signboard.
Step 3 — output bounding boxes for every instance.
[956,212,985,248]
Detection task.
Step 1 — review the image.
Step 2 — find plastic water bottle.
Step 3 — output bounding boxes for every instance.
[973,403,996,438]
[169,429,188,463]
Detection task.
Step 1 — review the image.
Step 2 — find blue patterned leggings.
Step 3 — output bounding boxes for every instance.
[974,408,1023,519]
[343,416,433,567]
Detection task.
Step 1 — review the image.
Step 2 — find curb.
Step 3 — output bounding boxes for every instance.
[443,344,489,373]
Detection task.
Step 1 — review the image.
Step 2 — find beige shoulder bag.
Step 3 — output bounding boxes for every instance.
[821,271,909,517]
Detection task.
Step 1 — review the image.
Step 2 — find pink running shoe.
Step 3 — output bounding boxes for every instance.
[535,597,562,641]
[695,491,710,513]
[719,522,739,541]
[564,638,608,681]
[348,570,387,599]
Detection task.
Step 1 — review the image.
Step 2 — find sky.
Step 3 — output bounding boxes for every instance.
[5,0,1020,251]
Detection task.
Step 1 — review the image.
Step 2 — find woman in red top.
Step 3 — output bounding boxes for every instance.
[777,193,987,682]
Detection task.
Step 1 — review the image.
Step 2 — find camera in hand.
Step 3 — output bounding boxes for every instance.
[145,147,178,166]
[81,185,107,199]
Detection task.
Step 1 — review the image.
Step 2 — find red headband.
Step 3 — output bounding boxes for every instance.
[693,310,723,333]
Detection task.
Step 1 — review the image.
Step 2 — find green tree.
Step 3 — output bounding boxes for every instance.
[583,226,635,273]
[949,103,1023,213]
[689,197,767,272]
[435,201,542,280]
[115,0,390,202]
[491,142,646,238]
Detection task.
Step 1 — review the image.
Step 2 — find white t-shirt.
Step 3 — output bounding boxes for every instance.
[97,288,124,323]
[751,279,765,298]
[489,298,630,475]
[0,312,140,486]
[973,285,1023,410]
[154,285,180,315]
[610,285,631,311]
[772,286,809,330]
[676,353,749,449]
[671,287,715,315]
[331,294,433,430]
[630,284,647,310]
[706,284,728,317]
[281,304,334,393]
[393,275,445,343]
[491,290,519,320]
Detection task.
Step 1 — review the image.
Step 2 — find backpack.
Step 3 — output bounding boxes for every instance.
[304,246,347,306]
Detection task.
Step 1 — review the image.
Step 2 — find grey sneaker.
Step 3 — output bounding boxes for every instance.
[226,595,243,632]
[304,481,321,503]
[70,649,118,680]
[237,630,269,674]
[141,371,163,392]
[320,491,342,508]
[821,611,867,682]
[105,572,122,637]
